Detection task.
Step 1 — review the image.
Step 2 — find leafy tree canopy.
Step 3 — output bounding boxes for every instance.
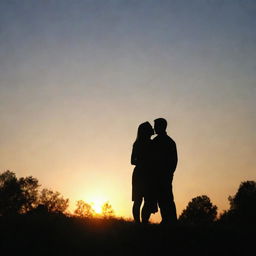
[179,195,217,225]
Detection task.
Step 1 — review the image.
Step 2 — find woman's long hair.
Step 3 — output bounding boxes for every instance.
[136,122,153,141]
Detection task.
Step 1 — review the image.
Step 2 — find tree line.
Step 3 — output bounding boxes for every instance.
[0,170,114,218]
[0,170,255,225]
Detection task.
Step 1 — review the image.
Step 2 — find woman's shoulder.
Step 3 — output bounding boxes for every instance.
[133,140,152,152]
[134,139,152,146]
[133,140,139,148]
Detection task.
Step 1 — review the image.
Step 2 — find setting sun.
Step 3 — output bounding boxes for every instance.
[90,197,106,214]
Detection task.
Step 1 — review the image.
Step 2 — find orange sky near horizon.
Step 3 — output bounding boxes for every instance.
[0,1,255,223]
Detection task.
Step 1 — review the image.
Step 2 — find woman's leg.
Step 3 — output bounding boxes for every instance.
[132,198,142,223]
[141,201,151,224]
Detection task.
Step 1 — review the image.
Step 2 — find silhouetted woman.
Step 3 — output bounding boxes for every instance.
[131,121,158,223]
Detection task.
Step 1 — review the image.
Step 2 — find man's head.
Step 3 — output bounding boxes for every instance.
[154,118,167,135]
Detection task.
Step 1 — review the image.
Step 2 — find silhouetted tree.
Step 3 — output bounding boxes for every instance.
[102,201,114,218]
[179,195,217,225]
[229,181,256,214]
[39,188,69,214]
[74,200,94,217]
[0,170,24,216]
[220,181,256,224]
[0,170,41,216]
[19,176,40,213]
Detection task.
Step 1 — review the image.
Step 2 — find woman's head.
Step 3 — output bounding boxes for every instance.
[136,121,154,140]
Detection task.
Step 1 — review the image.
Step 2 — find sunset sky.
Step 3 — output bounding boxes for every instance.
[0,0,255,222]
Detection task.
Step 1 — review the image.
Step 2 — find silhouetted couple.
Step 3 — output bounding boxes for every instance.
[131,118,178,224]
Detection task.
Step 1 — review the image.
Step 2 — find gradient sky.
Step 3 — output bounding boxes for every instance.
[0,0,255,222]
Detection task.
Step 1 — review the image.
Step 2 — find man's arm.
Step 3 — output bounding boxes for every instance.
[171,142,178,172]
[167,140,178,173]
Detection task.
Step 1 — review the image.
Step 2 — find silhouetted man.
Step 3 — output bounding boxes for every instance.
[152,118,178,224]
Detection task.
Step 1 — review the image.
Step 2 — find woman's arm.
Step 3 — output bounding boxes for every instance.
[131,144,137,165]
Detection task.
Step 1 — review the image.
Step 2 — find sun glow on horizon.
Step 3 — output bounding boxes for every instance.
[89,196,107,214]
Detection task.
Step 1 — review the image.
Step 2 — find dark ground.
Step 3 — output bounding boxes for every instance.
[0,214,254,256]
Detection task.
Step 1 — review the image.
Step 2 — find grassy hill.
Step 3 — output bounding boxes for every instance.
[0,213,254,256]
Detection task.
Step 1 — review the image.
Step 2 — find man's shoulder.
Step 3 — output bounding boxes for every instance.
[166,135,176,144]
[152,134,176,145]
[165,135,176,149]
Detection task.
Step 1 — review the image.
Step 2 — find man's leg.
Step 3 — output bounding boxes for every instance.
[169,198,177,222]
[158,184,177,224]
